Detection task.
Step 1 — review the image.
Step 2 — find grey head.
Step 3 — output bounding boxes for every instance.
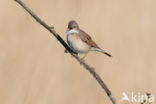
[68,20,79,30]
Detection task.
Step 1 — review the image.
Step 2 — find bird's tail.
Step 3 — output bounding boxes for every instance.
[92,48,112,57]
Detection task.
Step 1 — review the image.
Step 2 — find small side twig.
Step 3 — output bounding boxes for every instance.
[14,0,116,104]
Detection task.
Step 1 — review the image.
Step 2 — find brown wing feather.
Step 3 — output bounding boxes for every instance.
[79,29,100,48]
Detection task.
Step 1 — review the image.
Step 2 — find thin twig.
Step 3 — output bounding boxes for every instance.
[14,0,116,104]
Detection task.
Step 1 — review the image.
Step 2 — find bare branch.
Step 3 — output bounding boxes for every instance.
[14,0,116,104]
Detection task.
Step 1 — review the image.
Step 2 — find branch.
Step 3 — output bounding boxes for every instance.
[14,0,116,104]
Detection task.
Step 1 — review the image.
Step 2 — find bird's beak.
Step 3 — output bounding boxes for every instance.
[68,27,72,30]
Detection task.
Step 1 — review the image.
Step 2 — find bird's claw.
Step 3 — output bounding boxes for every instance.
[50,26,54,29]
[64,49,68,53]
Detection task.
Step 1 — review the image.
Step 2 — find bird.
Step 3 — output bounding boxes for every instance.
[66,20,112,60]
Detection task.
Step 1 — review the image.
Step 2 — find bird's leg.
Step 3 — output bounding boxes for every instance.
[80,52,88,63]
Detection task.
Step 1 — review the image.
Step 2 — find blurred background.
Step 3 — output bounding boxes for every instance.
[0,0,156,104]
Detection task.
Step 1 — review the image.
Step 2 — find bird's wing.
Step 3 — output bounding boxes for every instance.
[79,29,100,48]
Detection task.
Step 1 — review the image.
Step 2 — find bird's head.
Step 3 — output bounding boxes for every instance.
[68,20,79,30]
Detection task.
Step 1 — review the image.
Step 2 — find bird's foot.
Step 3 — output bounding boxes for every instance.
[64,49,68,53]
[50,26,54,30]
[79,57,85,65]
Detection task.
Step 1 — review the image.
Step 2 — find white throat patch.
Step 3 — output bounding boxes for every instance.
[66,29,79,35]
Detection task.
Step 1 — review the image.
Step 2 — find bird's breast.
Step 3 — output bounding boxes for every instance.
[67,34,90,53]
